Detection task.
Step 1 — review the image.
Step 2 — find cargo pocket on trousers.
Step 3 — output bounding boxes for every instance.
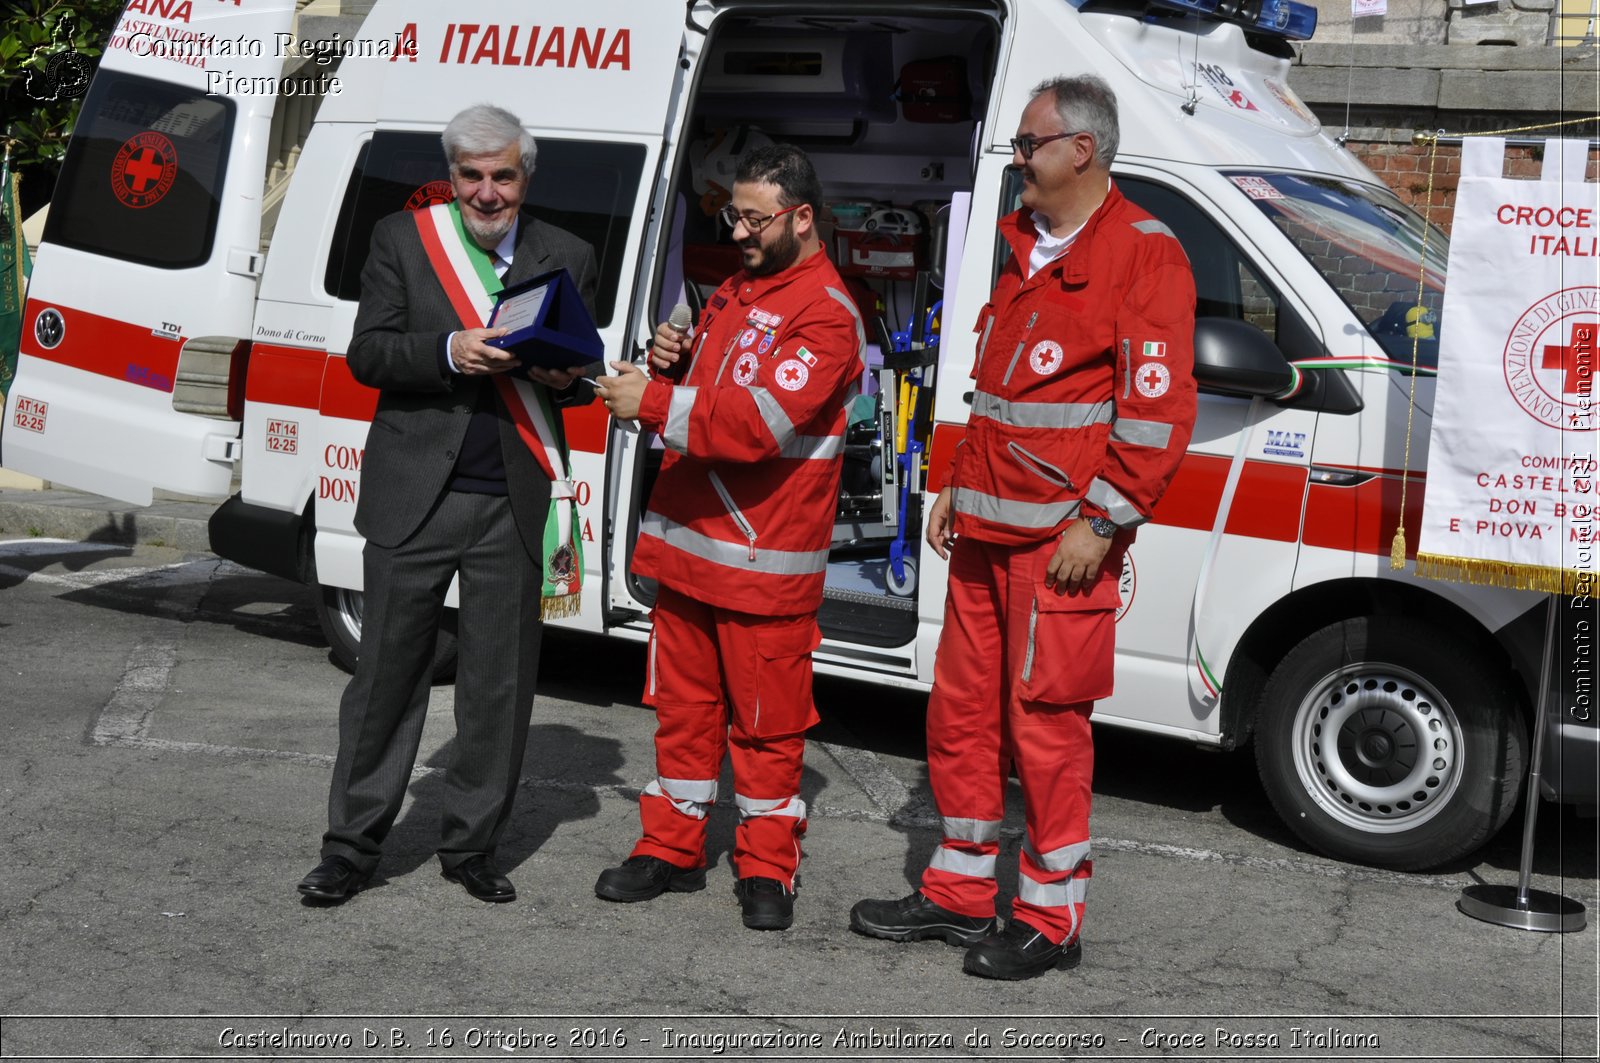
[750,617,824,737]
[1019,579,1118,706]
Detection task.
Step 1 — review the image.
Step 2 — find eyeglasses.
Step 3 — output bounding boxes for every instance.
[718,202,803,233]
[1009,130,1087,161]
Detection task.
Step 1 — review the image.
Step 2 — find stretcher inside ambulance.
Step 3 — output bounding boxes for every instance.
[3,0,1590,874]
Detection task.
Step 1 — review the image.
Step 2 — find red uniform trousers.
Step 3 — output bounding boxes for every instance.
[920,535,1120,945]
[631,585,821,887]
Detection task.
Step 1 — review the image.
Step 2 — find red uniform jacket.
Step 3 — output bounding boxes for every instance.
[948,183,1197,546]
[632,248,865,615]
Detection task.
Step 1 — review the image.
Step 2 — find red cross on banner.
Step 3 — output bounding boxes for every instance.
[1542,322,1596,396]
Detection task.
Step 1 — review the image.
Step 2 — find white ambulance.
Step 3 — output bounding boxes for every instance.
[5,0,1592,871]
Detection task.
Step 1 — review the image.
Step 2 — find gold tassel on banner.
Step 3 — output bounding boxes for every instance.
[1415,554,1594,597]
[1390,527,1408,570]
[540,593,582,621]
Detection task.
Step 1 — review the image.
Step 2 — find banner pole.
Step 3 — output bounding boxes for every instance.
[1457,597,1585,932]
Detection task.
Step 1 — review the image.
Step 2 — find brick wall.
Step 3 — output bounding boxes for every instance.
[1341,140,1600,234]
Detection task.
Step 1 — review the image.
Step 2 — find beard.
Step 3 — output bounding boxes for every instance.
[742,218,802,278]
[462,208,517,249]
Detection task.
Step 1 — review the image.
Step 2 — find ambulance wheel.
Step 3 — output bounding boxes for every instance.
[314,584,459,682]
[885,558,917,597]
[1254,617,1525,871]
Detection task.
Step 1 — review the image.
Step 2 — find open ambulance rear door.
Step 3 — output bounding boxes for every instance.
[1,0,298,505]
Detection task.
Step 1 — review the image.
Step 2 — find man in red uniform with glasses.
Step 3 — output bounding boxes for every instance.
[592,144,863,931]
[851,74,1197,978]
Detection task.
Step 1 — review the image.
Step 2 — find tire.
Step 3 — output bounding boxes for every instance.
[1254,616,1526,870]
[313,583,459,683]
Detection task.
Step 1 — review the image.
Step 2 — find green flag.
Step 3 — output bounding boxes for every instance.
[0,154,30,407]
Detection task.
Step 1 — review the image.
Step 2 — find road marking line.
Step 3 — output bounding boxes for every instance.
[92,640,178,744]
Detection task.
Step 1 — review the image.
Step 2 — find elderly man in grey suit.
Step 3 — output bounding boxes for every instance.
[297,104,599,905]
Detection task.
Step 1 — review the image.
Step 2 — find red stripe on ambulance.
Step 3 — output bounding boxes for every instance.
[21,300,181,393]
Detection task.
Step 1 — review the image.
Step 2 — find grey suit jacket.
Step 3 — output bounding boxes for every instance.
[347,209,600,553]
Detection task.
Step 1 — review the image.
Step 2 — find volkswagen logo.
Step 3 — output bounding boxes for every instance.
[34,308,65,350]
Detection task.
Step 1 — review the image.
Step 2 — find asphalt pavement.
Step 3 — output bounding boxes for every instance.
[1,485,1597,1062]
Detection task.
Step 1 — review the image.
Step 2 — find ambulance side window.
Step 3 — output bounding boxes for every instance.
[996,172,1282,341]
[323,133,643,326]
[43,72,234,269]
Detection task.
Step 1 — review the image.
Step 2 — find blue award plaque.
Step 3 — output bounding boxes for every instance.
[485,267,604,372]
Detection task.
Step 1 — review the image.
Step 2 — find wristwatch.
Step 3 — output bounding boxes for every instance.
[1086,516,1118,539]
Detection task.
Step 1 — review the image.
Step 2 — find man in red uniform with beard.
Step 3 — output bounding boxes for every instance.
[592,144,863,930]
[851,75,1197,978]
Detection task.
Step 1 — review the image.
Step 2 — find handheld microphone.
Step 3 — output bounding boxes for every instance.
[661,302,695,381]
[668,302,694,336]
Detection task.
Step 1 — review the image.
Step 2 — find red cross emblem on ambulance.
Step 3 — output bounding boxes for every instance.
[110,132,179,210]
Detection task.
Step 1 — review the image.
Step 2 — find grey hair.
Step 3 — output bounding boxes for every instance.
[442,103,537,176]
[1031,75,1119,168]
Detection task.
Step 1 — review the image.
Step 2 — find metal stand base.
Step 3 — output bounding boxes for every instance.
[1458,884,1586,933]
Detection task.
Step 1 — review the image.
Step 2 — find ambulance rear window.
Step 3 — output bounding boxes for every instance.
[324,132,644,327]
[43,72,233,270]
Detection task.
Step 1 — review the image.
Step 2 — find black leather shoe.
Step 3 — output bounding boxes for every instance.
[734,877,794,930]
[850,890,996,945]
[297,855,368,903]
[594,855,706,902]
[441,855,516,903]
[962,918,1082,980]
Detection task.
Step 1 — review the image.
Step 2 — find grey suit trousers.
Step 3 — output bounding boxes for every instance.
[321,490,543,874]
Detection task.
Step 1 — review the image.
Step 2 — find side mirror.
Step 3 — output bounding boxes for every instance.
[1192,316,1295,398]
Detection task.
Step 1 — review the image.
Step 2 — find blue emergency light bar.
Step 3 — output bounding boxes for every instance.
[1139,0,1318,40]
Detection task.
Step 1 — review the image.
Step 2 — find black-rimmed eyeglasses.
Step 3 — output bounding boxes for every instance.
[718,202,803,233]
[1009,130,1087,161]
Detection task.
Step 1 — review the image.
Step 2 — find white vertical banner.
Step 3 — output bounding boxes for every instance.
[1415,138,1599,595]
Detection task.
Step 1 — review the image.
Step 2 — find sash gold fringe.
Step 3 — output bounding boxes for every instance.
[540,593,582,620]
[1415,553,1595,597]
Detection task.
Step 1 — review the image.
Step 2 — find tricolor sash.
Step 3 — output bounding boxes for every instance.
[413,202,583,618]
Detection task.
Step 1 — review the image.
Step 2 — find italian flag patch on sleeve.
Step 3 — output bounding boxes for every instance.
[1142,341,1166,358]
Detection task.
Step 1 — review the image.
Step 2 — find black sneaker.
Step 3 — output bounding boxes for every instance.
[849,890,997,946]
[733,877,794,930]
[962,918,1082,980]
[594,855,706,902]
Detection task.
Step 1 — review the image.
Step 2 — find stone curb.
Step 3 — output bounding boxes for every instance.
[0,487,218,553]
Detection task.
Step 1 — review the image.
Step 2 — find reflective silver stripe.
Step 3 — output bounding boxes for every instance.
[734,793,807,819]
[1022,597,1039,683]
[1133,218,1177,239]
[824,286,868,367]
[778,433,844,461]
[1086,477,1145,527]
[748,386,797,450]
[648,629,658,697]
[1023,839,1092,873]
[1017,871,1089,909]
[1002,310,1040,386]
[663,386,697,453]
[1110,417,1173,449]
[952,488,1081,529]
[972,391,1113,431]
[942,817,1002,844]
[643,777,718,819]
[929,846,997,879]
[975,316,996,367]
[640,511,830,575]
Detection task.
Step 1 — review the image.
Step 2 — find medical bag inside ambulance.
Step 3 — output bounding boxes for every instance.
[1,0,298,505]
